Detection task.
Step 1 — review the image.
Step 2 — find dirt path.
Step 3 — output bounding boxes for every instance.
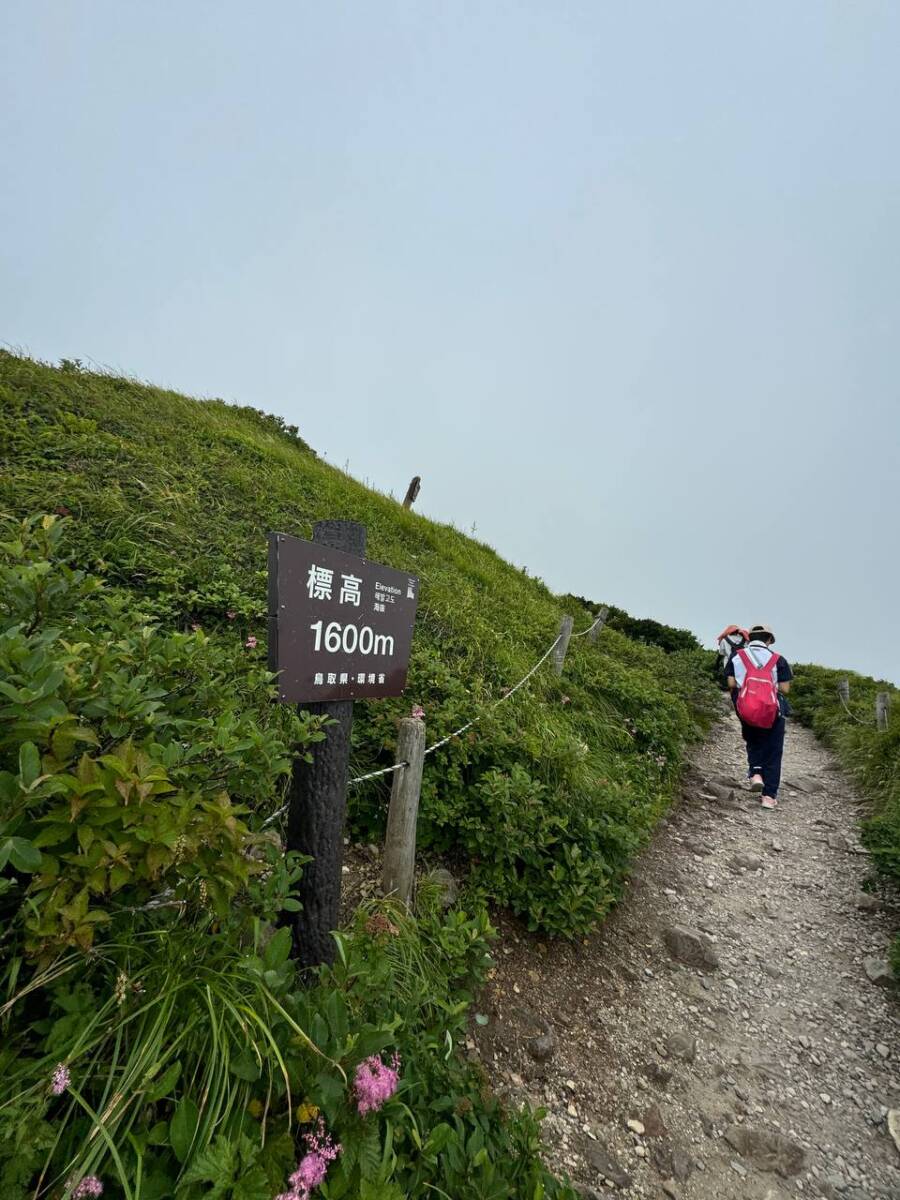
[474,701,900,1200]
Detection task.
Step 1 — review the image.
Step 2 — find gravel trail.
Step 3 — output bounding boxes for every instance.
[475,702,900,1199]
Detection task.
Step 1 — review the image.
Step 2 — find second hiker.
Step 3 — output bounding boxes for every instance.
[726,623,793,810]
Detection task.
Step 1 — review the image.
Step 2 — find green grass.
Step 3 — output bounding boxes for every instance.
[790,661,900,971]
[0,349,718,935]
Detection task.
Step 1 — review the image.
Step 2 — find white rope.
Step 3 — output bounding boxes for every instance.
[261,758,409,828]
[837,688,869,725]
[571,609,608,640]
[261,612,587,824]
[261,804,288,828]
[348,761,408,785]
[422,632,562,758]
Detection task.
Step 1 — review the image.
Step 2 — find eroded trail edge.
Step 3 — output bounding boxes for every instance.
[476,704,900,1200]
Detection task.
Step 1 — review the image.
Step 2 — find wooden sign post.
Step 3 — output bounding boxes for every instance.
[876,691,890,732]
[268,521,419,968]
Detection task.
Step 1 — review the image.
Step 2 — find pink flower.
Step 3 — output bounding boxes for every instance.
[226,610,237,620]
[353,1053,400,1116]
[278,1120,341,1200]
[245,635,258,649]
[411,704,425,720]
[51,1063,70,1095]
[72,1179,104,1199]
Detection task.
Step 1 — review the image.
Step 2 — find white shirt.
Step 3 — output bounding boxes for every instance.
[730,640,779,687]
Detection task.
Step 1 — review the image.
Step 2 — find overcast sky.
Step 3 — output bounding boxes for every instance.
[3,2,898,682]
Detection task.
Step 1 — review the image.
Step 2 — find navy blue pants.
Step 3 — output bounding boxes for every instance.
[740,716,786,798]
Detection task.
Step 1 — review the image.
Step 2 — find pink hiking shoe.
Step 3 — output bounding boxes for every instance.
[760,795,778,809]
[749,774,764,793]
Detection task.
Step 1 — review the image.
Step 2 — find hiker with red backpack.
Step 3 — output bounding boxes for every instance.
[726,623,793,810]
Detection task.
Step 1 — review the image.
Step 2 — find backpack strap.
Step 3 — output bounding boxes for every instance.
[738,648,780,674]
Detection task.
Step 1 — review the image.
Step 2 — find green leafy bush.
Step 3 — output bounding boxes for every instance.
[0,514,324,960]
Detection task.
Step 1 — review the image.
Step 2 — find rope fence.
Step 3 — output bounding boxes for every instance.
[835,680,892,731]
[837,688,869,726]
[261,607,608,831]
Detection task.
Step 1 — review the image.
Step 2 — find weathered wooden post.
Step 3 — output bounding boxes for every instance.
[838,678,850,704]
[268,525,420,970]
[553,614,574,676]
[382,717,426,906]
[402,476,421,509]
[876,691,890,731]
[283,520,365,969]
[588,606,609,645]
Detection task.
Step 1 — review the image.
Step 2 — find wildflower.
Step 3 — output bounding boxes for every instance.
[191,622,201,632]
[72,1179,104,1199]
[295,1101,320,1124]
[245,635,258,649]
[353,1053,400,1116]
[50,1063,70,1095]
[226,610,237,620]
[247,1098,264,1119]
[279,1119,341,1199]
[410,704,425,719]
[114,972,129,1006]
[561,695,571,705]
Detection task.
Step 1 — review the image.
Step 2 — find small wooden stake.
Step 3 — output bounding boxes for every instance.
[553,614,574,676]
[838,678,850,704]
[589,606,609,645]
[382,718,426,906]
[402,476,421,509]
[876,691,890,731]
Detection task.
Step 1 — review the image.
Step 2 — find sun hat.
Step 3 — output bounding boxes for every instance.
[749,623,775,640]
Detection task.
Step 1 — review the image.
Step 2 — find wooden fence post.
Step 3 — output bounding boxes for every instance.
[838,678,850,704]
[402,476,421,509]
[553,615,574,676]
[588,606,609,645]
[284,519,365,970]
[876,692,890,731]
[382,718,426,906]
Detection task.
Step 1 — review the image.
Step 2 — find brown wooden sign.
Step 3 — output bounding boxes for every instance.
[268,532,418,703]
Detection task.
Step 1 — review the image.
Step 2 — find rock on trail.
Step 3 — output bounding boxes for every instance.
[472,701,900,1199]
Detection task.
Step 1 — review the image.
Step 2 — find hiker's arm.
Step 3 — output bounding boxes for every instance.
[778,681,791,694]
[727,675,737,691]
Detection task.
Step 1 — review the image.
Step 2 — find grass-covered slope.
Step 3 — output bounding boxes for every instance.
[790,663,900,969]
[1,350,716,936]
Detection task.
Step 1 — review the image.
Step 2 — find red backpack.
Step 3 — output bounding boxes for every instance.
[735,649,781,728]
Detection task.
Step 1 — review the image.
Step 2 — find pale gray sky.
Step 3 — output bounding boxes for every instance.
[3,2,898,682]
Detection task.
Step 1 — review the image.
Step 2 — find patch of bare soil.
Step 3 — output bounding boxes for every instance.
[468,703,900,1200]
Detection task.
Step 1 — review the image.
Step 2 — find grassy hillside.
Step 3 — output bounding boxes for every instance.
[0,350,718,1199]
[1,350,717,935]
[790,662,900,969]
